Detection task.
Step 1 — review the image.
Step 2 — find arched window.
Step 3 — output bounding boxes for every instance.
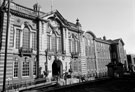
[22,58,30,76]
[47,19,63,53]
[23,27,30,49]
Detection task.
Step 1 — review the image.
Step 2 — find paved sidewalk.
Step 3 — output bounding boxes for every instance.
[6,77,98,92]
[6,81,56,92]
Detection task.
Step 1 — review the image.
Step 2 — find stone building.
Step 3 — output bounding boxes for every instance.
[41,10,82,78]
[0,1,127,90]
[127,54,135,72]
[0,1,82,88]
[0,1,46,88]
[106,39,127,77]
[95,37,111,77]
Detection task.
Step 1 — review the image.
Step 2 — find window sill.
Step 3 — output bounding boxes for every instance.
[22,76,30,79]
[12,77,19,80]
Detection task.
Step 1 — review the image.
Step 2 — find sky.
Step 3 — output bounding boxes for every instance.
[12,0,135,54]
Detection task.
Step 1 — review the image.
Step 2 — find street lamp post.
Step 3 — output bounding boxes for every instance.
[2,0,11,91]
[34,3,41,79]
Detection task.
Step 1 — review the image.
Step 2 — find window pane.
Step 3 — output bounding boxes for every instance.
[14,61,18,77]
[57,37,61,52]
[16,29,21,49]
[69,39,71,53]
[10,27,14,47]
[23,27,30,49]
[72,39,75,52]
[47,35,50,50]
[33,61,36,75]
[22,61,29,76]
[32,32,37,50]
[51,34,56,52]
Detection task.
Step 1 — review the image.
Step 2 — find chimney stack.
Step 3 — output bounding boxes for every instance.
[103,36,106,40]
[76,18,82,31]
[33,3,41,12]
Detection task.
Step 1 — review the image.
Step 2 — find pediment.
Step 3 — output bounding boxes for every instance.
[113,38,125,46]
[42,10,67,27]
[42,10,78,31]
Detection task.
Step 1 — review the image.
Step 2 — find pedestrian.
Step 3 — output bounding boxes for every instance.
[64,72,68,85]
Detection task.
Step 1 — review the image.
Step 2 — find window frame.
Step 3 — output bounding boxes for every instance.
[33,58,37,76]
[13,57,19,78]
[13,26,22,50]
[13,25,37,51]
[47,26,62,53]
[22,57,30,77]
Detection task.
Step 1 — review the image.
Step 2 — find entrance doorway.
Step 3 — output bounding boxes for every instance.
[52,59,63,77]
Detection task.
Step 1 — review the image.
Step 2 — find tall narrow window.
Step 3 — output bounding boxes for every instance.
[85,39,89,56]
[47,35,51,51]
[22,60,29,76]
[16,29,21,49]
[33,61,36,75]
[74,39,76,53]
[69,39,72,53]
[76,40,79,53]
[73,61,78,72]
[59,37,62,52]
[72,39,75,53]
[10,27,14,47]
[57,37,61,52]
[88,39,90,56]
[55,36,57,52]
[75,40,77,53]
[23,27,30,49]
[51,34,56,52]
[32,32,37,50]
[14,59,18,77]
[77,41,80,53]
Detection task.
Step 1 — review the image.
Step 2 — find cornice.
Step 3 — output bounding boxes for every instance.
[95,38,111,44]
[10,9,37,20]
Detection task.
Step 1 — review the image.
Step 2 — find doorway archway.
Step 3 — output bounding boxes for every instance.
[52,59,63,77]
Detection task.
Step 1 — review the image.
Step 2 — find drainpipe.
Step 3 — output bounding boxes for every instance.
[94,39,99,78]
[36,5,40,79]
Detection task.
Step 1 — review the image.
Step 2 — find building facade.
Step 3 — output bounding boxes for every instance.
[0,2,44,88]
[95,38,111,77]
[127,54,135,72]
[0,1,127,89]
